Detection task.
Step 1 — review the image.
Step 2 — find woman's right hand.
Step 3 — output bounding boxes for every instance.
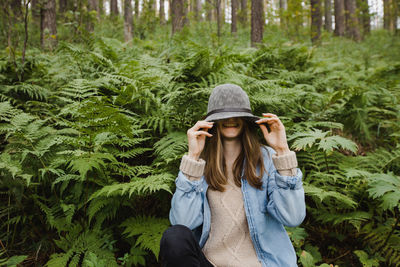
[187,120,214,160]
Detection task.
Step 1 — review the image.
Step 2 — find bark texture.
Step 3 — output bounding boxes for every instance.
[110,0,119,16]
[160,0,165,24]
[346,0,361,41]
[171,0,185,34]
[251,0,263,47]
[124,0,134,41]
[40,0,57,50]
[334,0,345,36]
[311,0,322,44]
[239,0,247,27]
[324,0,332,32]
[231,0,238,34]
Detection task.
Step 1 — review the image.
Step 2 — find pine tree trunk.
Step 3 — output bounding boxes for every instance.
[160,0,166,24]
[239,0,247,27]
[171,0,184,34]
[194,0,202,21]
[251,0,263,47]
[359,0,370,35]
[206,0,212,21]
[40,0,57,50]
[216,0,221,37]
[11,0,22,19]
[135,0,139,19]
[88,0,100,20]
[87,0,100,31]
[59,0,67,13]
[347,0,360,41]
[124,0,134,41]
[334,0,345,36]
[99,0,104,16]
[231,0,238,34]
[383,0,390,30]
[324,0,332,32]
[311,0,322,44]
[31,0,41,24]
[110,0,119,16]
[279,0,286,28]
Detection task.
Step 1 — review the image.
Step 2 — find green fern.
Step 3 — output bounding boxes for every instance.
[121,216,170,259]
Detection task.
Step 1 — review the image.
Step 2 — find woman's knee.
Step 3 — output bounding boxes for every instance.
[161,224,194,247]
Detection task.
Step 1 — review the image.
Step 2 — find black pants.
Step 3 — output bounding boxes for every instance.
[159,224,214,267]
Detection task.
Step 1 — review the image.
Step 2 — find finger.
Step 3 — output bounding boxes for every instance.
[191,121,214,132]
[262,113,278,117]
[194,131,213,137]
[256,118,279,124]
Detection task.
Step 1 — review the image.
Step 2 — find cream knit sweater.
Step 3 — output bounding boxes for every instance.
[179,150,298,267]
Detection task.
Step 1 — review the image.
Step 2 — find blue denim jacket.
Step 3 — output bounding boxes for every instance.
[169,145,306,267]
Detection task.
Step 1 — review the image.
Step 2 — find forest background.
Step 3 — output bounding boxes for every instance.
[1,0,400,266]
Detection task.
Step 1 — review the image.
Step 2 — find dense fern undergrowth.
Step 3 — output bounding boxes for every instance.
[1,21,400,266]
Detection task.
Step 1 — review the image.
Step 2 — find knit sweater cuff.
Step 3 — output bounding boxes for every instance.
[179,155,206,179]
[272,151,298,176]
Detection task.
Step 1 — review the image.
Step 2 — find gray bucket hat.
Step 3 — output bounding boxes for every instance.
[204,84,260,123]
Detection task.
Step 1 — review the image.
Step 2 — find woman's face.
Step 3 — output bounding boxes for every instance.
[217,117,245,140]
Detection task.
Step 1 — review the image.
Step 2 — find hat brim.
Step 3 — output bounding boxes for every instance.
[204,112,260,123]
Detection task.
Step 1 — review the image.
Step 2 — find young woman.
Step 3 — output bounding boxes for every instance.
[159,84,306,267]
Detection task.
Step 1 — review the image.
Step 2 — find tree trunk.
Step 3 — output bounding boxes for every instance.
[110,0,119,16]
[99,0,104,16]
[220,0,225,23]
[231,0,238,34]
[384,0,398,33]
[383,0,390,30]
[324,0,332,32]
[59,0,67,13]
[239,0,247,27]
[346,0,360,40]
[194,0,202,21]
[124,0,134,41]
[40,0,57,50]
[216,0,221,37]
[334,0,345,36]
[31,0,41,24]
[251,0,263,47]
[88,0,100,30]
[160,0,166,24]
[206,0,212,21]
[171,0,185,34]
[279,0,286,28]
[311,0,322,44]
[358,0,370,36]
[10,0,22,19]
[89,0,100,19]
[135,0,139,19]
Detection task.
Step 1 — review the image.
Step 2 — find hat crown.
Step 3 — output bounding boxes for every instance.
[207,84,251,113]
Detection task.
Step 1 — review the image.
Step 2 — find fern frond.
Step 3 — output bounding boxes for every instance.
[121,216,170,259]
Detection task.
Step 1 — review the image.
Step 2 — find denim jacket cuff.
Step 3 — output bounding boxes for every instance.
[274,168,303,190]
[175,171,205,193]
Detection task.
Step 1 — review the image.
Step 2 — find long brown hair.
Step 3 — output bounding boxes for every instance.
[200,119,265,192]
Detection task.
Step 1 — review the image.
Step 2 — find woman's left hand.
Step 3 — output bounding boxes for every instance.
[255,113,291,155]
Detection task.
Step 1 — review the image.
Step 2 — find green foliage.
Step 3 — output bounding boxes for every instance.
[0,22,399,267]
[121,216,170,259]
